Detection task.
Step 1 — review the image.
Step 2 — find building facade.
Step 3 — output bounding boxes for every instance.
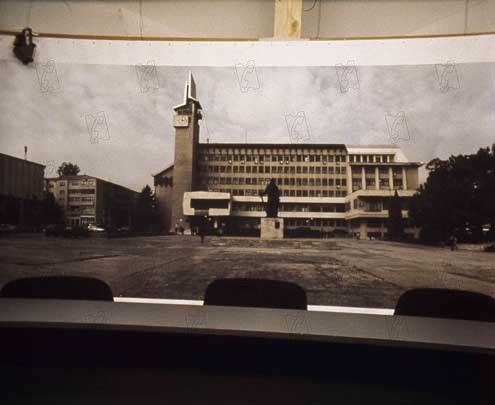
[154,74,423,239]
[45,175,138,228]
[0,152,45,225]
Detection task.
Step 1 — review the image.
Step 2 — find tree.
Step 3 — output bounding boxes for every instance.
[42,192,63,225]
[23,195,44,229]
[57,162,80,176]
[132,185,158,233]
[387,190,404,240]
[409,145,495,244]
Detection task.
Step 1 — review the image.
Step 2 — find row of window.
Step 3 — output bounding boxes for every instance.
[348,155,394,163]
[232,203,347,212]
[352,178,403,191]
[200,154,396,164]
[50,180,95,187]
[69,189,95,194]
[285,219,347,227]
[351,167,404,175]
[351,198,410,211]
[279,203,346,212]
[68,206,95,215]
[200,154,347,163]
[68,196,95,203]
[209,188,348,197]
[203,177,347,187]
[52,186,95,195]
[200,165,347,174]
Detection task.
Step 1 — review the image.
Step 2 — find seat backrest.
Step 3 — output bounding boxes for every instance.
[0,276,114,301]
[204,278,307,310]
[395,288,495,322]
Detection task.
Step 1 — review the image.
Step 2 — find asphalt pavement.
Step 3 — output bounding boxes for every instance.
[0,234,494,308]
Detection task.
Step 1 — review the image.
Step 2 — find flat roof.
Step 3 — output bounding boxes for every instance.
[346,144,400,149]
[349,162,423,167]
[45,175,139,194]
[0,152,45,168]
[199,143,347,149]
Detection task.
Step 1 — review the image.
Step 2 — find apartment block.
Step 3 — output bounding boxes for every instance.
[45,175,138,228]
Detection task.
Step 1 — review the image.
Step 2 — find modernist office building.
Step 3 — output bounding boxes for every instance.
[154,74,423,239]
[45,175,138,228]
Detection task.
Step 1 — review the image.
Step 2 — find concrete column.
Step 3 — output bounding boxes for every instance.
[375,167,379,190]
[388,167,393,190]
[359,221,367,240]
[361,166,366,190]
[402,167,407,190]
[346,166,352,194]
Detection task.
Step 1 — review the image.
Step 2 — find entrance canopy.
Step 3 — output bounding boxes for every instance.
[183,191,230,217]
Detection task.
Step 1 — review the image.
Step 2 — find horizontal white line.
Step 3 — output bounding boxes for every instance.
[2,35,493,66]
[114,297,394,315]
[307,305,394,315]
[114,297,203,306]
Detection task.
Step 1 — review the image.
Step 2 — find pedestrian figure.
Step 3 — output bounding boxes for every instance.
[175,223,178,234]
[449,235,458,251]
[198,225,205,244]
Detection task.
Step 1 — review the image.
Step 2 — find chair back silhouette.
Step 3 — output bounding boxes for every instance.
[0,276,114,301]
[395,288,495,322]
[204,278,307,310]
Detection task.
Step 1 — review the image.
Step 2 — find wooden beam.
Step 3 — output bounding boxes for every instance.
[273,0,303,39]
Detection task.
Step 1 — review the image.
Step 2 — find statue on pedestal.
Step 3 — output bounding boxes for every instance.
[261,178,280,218]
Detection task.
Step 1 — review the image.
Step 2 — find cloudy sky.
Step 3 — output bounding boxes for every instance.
[1,60,494,191]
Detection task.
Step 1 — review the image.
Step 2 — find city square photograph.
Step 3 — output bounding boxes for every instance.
[1,40,494,309]
[2,3,495,403]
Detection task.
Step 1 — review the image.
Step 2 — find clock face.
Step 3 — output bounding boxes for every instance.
[174,115,189,128]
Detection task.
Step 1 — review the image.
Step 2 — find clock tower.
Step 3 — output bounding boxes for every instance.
[170,72,202,234]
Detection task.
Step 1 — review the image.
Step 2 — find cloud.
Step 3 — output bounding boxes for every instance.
[1,61,494,190]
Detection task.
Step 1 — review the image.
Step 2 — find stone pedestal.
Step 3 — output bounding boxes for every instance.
[260,217,284,240]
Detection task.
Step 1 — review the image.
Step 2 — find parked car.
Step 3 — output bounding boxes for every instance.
[88,224,105,232]
[63,225,90,239]
[44,224,65,237]
[0,224,17,233]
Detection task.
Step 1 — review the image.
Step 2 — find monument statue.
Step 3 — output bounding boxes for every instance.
[261,178,280,218]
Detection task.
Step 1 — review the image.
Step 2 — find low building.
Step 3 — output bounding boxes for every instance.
[0,152,45,225]
[154,74,423,239]
[45,175,138,228]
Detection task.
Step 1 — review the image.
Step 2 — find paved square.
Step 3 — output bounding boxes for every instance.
[0,235,494,308]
